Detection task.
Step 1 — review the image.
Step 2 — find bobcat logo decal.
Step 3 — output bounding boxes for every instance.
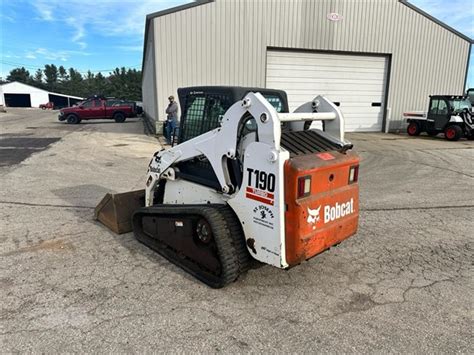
[307,206,321,230]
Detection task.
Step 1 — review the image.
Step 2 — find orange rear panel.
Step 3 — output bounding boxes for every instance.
[284,151,359,267]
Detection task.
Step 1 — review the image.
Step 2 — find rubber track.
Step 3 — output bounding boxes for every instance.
[219,207,252,274]
[133,204,247,288]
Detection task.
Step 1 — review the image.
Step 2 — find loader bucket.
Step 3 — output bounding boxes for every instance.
[94,189,145,234]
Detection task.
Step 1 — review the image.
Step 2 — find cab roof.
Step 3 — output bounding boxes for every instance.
[177,86,289,112]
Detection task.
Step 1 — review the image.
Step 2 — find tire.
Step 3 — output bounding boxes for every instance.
[114,112,126,123]
[66,114,80,124]
[41,106,46,110]
[407,122,421,136]
[444,125,462,141]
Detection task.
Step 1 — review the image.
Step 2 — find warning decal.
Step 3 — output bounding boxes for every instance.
[245,187,274,206]
[317,152,335,161]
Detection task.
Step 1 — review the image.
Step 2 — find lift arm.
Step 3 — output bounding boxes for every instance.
[144,93,346,206]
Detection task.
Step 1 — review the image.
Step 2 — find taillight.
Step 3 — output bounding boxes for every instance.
[349,165,359,184]
[298,175,311,198]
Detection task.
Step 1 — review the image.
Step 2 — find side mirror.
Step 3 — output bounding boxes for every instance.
[79,105,84,109]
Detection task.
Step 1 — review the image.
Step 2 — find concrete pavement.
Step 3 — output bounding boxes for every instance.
[1,108,472,352]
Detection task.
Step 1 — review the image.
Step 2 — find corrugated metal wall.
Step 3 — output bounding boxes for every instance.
[142,21,157,125]
[144,0,470,131]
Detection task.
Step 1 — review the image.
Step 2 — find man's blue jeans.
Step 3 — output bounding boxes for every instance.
[165,119,177,144]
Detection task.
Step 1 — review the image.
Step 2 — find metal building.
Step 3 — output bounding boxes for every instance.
[0,81,83,108]
[142,0,472,133]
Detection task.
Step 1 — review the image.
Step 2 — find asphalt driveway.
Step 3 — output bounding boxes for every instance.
[1,109,472,352]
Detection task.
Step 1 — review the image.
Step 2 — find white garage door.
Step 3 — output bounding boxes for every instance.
[266,50,388,132]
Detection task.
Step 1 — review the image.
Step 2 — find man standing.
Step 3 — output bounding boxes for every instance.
[165,95,178,144]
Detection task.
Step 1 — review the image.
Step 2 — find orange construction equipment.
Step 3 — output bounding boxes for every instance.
[96,86,359,288]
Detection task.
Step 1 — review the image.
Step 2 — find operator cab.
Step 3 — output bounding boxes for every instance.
[176,86,289,144]
[174,86,289,190]
[173,86,349,192]
[428,95,471,130]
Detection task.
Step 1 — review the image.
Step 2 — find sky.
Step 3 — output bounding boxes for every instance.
[1,0,473,86]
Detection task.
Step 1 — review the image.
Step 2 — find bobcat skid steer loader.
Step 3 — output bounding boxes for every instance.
[95,86,360,288]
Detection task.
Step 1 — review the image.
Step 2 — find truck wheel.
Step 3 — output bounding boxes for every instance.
[41,106,46,110]
[114,112,126,123]
[66,114,79,124]
[407,122,421,136]
[444,125,462,141]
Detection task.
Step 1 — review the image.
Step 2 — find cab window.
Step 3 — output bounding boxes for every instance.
[82,100,93,108]
[181,96,206,142]
[452,99,471,111]
[180,94,231,143]
[263,94,284,112]
[429,99,448,115]
[438,100,448,114]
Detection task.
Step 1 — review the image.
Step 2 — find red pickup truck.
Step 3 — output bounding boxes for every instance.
[58,97,136,124]
[40,102,55,110]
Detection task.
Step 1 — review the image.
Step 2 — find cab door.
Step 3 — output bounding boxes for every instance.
[78,100,95,119]
[89,99,105,119]
[428,98,450,130]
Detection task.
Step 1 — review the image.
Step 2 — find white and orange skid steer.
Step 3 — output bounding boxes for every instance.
[95,86,360,288]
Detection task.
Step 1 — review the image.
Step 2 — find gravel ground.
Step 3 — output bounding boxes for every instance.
[1,108,473,353]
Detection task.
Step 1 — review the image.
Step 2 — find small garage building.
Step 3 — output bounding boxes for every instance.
[141,0,472,133]
[0,81,83,109]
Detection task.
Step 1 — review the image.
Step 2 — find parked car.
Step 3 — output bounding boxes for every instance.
[40,102,54,110]
[58,96,137,124]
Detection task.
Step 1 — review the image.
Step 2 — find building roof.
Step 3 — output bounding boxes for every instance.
[399,1,473,44]
[0,81,84,99]
[141,0,214,74]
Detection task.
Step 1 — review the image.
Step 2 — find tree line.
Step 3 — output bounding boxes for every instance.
[3,64,142,101]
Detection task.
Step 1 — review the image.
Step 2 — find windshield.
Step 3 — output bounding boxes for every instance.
[450,99,471,112]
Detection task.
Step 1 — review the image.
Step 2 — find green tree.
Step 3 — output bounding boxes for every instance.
[108,67,126,98]
[4,65,141,100]
[126,69,142,101]
[68,68,83,82]
[30,69,46,89]
[33,69,43,83]
[82,70,96,97]
[6,67,31,83]
[93,72,108,96]
[65,68,83,96]
[58,65,68,83]
[108,67,142,101]
[44,64,58,91]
